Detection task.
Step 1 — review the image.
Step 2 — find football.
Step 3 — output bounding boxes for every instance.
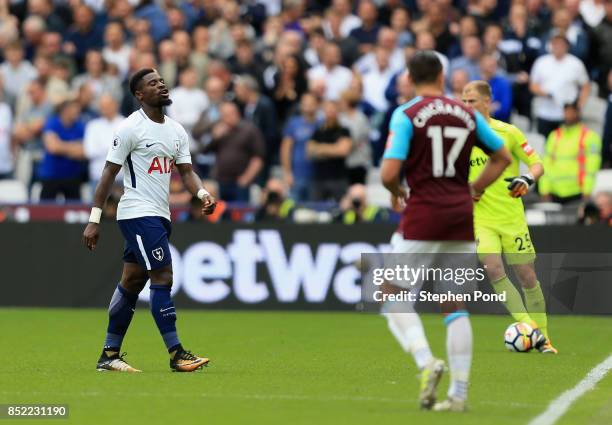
[504,322,535,352]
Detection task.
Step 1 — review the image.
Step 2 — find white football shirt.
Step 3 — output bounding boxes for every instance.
[106,109,191,221]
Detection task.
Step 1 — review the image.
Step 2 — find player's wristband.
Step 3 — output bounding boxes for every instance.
[89,207,102,224]
[197,188,210,200]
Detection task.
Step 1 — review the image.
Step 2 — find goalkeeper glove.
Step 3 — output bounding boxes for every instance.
[504,173,535,198]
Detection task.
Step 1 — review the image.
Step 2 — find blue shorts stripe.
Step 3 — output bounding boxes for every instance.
[444,310,469,326]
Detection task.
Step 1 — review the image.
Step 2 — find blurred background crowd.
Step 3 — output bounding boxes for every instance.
[0,0,612,225]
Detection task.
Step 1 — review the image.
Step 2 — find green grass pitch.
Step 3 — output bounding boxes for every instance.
[2,308,612,425]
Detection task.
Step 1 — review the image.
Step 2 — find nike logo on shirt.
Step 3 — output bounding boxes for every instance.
[145,143,158,148]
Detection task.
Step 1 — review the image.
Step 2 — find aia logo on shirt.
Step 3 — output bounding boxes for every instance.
[148,157,175,174]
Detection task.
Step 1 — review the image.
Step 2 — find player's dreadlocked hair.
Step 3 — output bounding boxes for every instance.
[129,68,156,96]
[408,51,442,85]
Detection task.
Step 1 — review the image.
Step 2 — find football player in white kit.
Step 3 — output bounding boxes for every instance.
[83,69,216,372]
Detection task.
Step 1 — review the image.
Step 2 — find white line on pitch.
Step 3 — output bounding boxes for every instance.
[528,354,612,425]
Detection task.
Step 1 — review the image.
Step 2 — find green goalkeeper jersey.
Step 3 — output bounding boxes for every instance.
[468,119,542,225]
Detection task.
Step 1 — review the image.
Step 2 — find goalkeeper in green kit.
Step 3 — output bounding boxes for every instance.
[462,81,557,353]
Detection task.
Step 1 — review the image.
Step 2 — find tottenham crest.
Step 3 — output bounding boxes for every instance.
[152,247,164,262]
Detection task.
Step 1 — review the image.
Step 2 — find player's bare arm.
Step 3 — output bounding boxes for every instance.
[176,162,216,215]
[381,158,408,204]
[82,161,122,251]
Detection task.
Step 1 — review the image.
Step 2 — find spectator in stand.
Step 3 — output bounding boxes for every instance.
[72,50,122,109]
[233,74,278,181]
[38,100,86,201]
[0,41,37,107]
[202,101,265,202]
[602,70,612,167]
[83,94,124,189]
[448,35,482,84]
[102,22,131,79]
[480,54,513,122]
[339,89,372,185]
[450,68,470,100]
[281,92,320,202]
[208,1,245,60]
[593,191,612,225]
[447,15,480,59]
[228,39,266,88]
[273,54,307,126]
[167,67,209,142]
[21,15,46,61]
[324,9,362,67]
[355,27,405,75]
[133,0,170,43]
[580,0,606,28]
[62,5,104,70]
[46,58,72,106]
[542,7,589,62]
[167,5,188,32]
[190,26,211,87]
[361,47,394,114]
[75,82,99,124]
[307,42,353,101]
[414,30,449,75]
[390,6,414,48]
[157,39,178,90]
[539,101,601,204]
[0,75,13,179]
[530,31,589,137]
[27,0,65,34]
[414,1,457,56]
[349,0,381,55]
[326,0,361,38]
[592,1,612,99]
[38,31,77,76]
[191,76,229,176]
[307,100,352,201]
[172,30,195,73]
[12,78,53,188]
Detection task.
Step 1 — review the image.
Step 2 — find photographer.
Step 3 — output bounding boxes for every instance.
[335,184,387,224]
[255,178,295,222]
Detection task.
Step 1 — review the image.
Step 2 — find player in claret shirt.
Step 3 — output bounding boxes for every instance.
[82,69,216,373]
[380,51,511,412]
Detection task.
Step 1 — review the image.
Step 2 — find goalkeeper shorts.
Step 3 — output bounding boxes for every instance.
[475,220,536,265]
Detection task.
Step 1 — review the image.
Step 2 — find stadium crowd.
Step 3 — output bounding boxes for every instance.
[0,0,612,224]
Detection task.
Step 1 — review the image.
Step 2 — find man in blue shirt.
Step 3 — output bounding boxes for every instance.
[281,93,320,201]
[39,100,86,201]
[480,54,513,122]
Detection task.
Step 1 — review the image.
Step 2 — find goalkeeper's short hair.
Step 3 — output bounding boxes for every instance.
[467,80,493,99]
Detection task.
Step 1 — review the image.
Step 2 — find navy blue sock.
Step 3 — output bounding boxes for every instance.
[149,284,181,352]
[104,284,138,350]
